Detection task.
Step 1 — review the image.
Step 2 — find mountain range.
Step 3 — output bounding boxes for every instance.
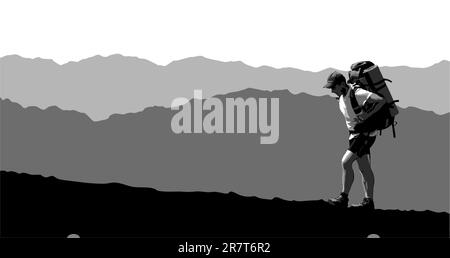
[1,88,448,212]
[0,55,448,121]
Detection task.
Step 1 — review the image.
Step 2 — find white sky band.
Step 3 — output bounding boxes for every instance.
[1,0,448,71]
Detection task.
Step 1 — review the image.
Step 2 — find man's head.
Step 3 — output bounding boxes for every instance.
[323,71,348,96]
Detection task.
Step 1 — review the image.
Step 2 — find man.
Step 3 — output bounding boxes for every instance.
[323,71,386,209]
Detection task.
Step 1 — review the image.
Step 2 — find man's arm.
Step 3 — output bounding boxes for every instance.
[357,93,386,122]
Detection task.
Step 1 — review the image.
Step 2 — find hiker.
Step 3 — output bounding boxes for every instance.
[323,71,386,210]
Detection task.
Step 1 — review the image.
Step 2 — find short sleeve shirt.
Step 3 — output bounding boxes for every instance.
[339,85,377,139]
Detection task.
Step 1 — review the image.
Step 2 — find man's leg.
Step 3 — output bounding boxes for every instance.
[341,150,359,195]
[356,154,375,199]
[328,150,358,207]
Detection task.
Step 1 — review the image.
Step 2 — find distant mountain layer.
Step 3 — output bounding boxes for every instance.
[1,171,448,238]
[1,88,448,213]
[0,55,448,121]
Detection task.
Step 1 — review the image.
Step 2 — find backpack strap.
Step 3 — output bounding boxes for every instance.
[391,120,398,138]
[349,86,362,114]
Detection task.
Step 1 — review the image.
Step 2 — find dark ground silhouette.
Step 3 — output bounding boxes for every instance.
[1,171,448,238]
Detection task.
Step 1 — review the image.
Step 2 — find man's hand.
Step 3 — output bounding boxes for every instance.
[360,93,386,121]
[354,114,366,123]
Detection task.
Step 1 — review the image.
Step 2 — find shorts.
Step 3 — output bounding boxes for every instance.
[348,133,376,158]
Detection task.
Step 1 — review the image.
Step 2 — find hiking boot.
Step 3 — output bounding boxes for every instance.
[351,197,375,210]
[327,193,349,208]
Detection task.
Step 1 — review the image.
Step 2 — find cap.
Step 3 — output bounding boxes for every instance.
[323,71,345,89]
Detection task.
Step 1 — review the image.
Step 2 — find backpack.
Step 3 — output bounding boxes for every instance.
[347,61,399,138]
